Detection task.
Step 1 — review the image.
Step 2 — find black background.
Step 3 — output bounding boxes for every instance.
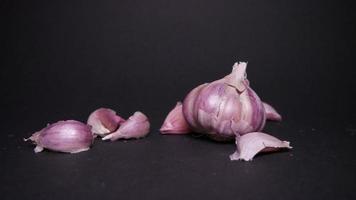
[1,0,356,199]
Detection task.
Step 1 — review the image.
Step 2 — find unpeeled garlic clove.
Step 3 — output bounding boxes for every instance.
[160,102,191,134]
[229,132,291,161]
[102,111,150,141]
[263,102,282,121]
[87,108,125,136]
[24,120,94,154]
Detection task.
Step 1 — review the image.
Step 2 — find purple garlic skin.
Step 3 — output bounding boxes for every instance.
[102,111,150,141]
[87,108,125,137]
[25,120,94,153]
[162,62,290,161]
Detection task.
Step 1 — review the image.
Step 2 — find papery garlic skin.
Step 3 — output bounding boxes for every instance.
[87,108,125,136]
[102,111,150,141]
[229,132,292,161]
[160,102,191,134]
[182,62,266,139]
[25,120,94,153]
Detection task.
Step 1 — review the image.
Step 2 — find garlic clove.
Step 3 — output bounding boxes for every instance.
[197,109,214,132]
[263,102,282,121]
[243,88,267,130]
[87,108,125,137]
[160,102,191,134]
[102,111,150,141]
[229,132,291,161]
[182,83,208,130]
[25,120,94,154]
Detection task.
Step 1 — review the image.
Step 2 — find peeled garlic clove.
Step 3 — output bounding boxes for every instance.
[229,132,291,161]
[87,108,125,136]
[263,102,282,121]
[160,102,191,134]
[24,120,94,153]
[102,111,150,141]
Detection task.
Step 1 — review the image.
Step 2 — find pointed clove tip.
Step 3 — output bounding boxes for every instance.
[283,141,292,149]
[159,127,171,134]
[159,127,166,134]
[159,121,171,132]
[102,134,112,141]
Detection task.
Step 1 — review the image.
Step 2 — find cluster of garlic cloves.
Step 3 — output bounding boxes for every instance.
[25,108,150,154]
[87,108,150,140]
[102,111,150,141]
[24,61,289,161]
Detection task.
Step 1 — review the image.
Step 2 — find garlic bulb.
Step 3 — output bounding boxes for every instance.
[24,120,94,153]
[102,111,150,141]
[87,108,125,137]
[182,62,267,139]
[161,62,291,161]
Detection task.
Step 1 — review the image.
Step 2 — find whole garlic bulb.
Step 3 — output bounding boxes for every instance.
[182,62,266,140]
[161,62,291,161]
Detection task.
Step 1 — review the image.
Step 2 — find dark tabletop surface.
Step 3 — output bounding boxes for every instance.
[1,0,356,199]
